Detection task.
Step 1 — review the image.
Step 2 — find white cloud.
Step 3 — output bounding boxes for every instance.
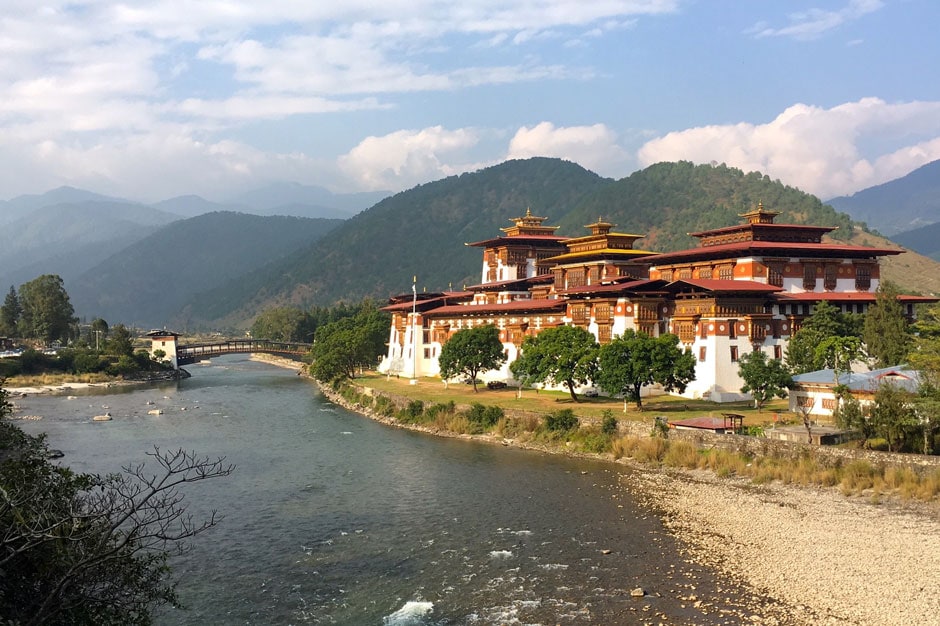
[507,122,630,177]
[338,126,485,190]
[636,98,940,199]
[748,0,884,40]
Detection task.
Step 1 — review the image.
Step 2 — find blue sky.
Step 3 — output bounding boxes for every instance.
[1,0,938,203]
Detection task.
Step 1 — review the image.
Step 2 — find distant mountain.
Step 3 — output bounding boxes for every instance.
[559,161,856,251]
[0,200,179,292]
[69,212,343,328]
[181,158,940,329]
[890,221,940,261]
[229,182,389,215]
[0,186,128,225]
[827,160,940,235]
[152,195,231,218]
[184,158,615,325]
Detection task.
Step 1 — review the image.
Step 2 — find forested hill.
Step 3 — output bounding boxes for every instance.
[180,158,928,329]
[69,212,343,328]
[559,161,856,252]
[185,158,612,325]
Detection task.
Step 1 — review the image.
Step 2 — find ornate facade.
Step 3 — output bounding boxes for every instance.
[379,205,933,401]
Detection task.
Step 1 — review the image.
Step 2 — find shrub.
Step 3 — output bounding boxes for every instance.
[374,396,396,417]
[572,431,610,454]
[465,403,504,429]
[406,400,425,418]
[425,401,456,421]
[600,410,618,436]
[544,408,578,432]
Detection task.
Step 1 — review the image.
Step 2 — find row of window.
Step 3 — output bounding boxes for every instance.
[699,344,783,363]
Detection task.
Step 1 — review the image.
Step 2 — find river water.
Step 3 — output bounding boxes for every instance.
[13,356,763,625]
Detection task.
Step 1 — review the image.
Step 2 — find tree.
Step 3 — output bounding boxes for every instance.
[1,381,234,625]
[309,305,389,382]
[510,325,598,402]
[90,317,110,351]
[863,281,911,368]
[737,349,792,412]
[107,323,135,356]
[250,307,311,342]
[17,274,77,344]
[786,301,863,374]
[596,330,696,411]
[870,382,919,452]
[437,325,506,392]
[908,303,940,454]
[0,286,20,337]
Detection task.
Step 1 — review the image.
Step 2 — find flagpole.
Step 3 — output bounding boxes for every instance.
[411,275,418,383]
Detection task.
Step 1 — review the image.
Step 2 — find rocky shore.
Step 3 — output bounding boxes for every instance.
[629,470,940,626]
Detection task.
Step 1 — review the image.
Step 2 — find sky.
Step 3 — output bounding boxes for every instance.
[2,0,939,203]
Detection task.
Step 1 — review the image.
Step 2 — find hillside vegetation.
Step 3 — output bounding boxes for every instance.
[187,158,612,325]
[183,158,929,328]
[69,212,342,328]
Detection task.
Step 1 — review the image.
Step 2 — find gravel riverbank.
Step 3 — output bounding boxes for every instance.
[628,470,940,626]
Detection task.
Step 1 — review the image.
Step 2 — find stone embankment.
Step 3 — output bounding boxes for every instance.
[315,377,940,626]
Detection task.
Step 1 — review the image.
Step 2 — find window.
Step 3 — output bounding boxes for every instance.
[767,262,784,287]
[803,264,816,290]
[698,267,712,279]
[774,345,782,360]
[855,265,871,291]
[824,265,837,291]
[699,346,707,362]
[822,398,838,410]
[729,320,737,339]
[678,267,692,279]
[718,265,733,280]
[567,269,585,288]
[797,395,814,408]
[730,346,739,362]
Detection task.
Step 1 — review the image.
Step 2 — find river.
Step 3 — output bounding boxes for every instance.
[13,355,764,625]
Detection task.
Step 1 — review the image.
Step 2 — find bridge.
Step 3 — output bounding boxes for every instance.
[176,339,312,366]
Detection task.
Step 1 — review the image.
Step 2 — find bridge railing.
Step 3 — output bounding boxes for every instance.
[176,339,312,365]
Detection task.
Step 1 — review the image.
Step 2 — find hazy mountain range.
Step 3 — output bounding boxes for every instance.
[3,159,939,331]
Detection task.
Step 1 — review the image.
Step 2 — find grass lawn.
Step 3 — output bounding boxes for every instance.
[355,371,796,427]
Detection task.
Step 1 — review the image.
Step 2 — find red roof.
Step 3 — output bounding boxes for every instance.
[688,222,835,238]
[774,292,937,303]
[650,240,902,264]
[667,279,783,293]
[466,274,554,291]
[423,298,566,317]
[466,235,569,248]
[382,291,473,312]
[562,278,668,296]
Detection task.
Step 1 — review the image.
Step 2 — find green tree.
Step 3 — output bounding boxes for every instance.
[596,330,696,411]
[786,301,863,374]
[437,325,506,392]
[17,274,77,344]
[0,286,20,337]
[510,325,598,402]
[106,323,135,356]
[908,304,940,454]
[90,317,110,351]
[870,382,919,452]
[0,380,234,625]
[863,281,911,368]
[737,349,792,412]
[250,307,310,342]
[309,305,390,382]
